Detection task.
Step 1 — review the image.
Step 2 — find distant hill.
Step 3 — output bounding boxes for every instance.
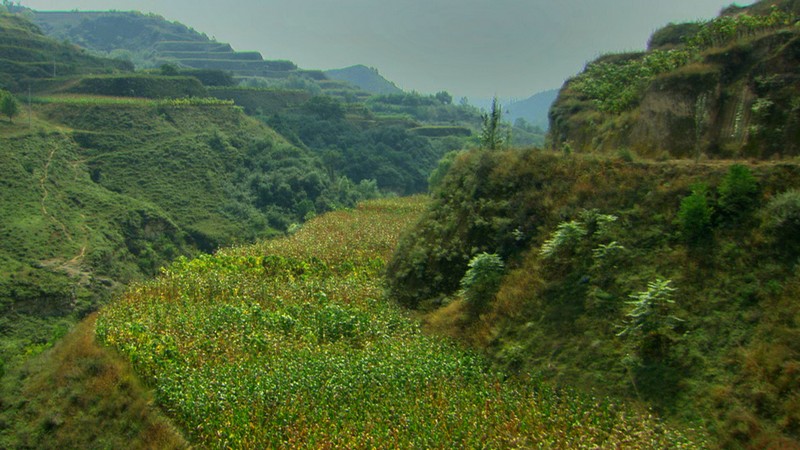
[31,10,324,81]
[0,12,130,91]
[505,89,558,130]
[324,64,403,95]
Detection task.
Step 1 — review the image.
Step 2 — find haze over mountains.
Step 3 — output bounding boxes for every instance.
[19,0,755,99]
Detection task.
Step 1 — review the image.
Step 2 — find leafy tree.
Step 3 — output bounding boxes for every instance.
[717,164,758,221]
[540,220,587,258]
[0,91,19,123]
[678,184,713,245]
[160,63,180,76]
[435,90,453,105]
[480,97,504,150]
[460,252,505,315]
[303,95,345,121]
[428,150,459,193]
[618,278,683,359]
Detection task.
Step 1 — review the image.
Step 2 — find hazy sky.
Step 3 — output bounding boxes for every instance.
[21,0,755,99]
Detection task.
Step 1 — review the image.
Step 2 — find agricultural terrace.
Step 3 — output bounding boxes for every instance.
[96,197,700,448]
[31,94,235,107]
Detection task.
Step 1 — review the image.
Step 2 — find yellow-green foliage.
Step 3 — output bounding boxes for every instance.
[96,197,698,448]
[32,94,234,107]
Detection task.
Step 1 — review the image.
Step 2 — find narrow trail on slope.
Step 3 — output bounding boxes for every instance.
[39,139,90,265]
[39,141,72,242]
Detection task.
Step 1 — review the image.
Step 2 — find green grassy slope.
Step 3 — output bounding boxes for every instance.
[0,123,190,368]
[0,314,188,449]
[91,197,700,448]
[386,148,800,448]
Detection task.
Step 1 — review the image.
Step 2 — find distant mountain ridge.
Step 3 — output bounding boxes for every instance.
[324,64,403,95]
[505,89,558,130]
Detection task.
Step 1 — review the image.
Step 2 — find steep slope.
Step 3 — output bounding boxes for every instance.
[0,315,188,448]
[324,65,403,95]
[549,0,800,159]
[0,94,359,373]
[387,148,800,448]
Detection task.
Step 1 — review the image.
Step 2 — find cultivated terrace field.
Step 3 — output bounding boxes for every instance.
[94,197,700,448]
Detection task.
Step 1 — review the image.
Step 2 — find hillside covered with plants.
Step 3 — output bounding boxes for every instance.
[0,197,699,448]
[6,0,800,447]
[0,8,451,386]
[549,0,800,159]
[29,9,321,82]
[0,10,132,91]
[386,147,800,447]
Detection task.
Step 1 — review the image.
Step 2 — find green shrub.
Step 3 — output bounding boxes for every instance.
[540,221,587,258]
[540,211,618,259]
[678,184,713,245]
[718,164,758,221]
[428,150,459,193]
[618,278,680,338]
[0,89,18,122]
[460,252,505,315]
[618,278,683,360]
[765,189,800,247]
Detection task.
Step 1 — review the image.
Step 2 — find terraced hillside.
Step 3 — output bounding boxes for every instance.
[0,12,130,91]
[32,11,318,81]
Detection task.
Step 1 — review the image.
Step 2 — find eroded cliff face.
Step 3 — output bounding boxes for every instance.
[549,28,800,160]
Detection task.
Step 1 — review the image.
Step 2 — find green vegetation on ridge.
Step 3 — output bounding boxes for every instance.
[387,148,800,448]
[549,0,800,159]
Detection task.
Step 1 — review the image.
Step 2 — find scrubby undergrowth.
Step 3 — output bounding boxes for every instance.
[387,148,800,448]
[0,314,188,449]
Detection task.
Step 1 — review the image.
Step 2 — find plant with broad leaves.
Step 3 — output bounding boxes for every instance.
[617,278,684,360]
[460,252,505,315]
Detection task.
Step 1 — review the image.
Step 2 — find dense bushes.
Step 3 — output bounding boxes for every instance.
[262,96,451,195]
[568,8,797,114]
[677,184,713,245]
[66,74,208,98]
[386,148,800,447]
